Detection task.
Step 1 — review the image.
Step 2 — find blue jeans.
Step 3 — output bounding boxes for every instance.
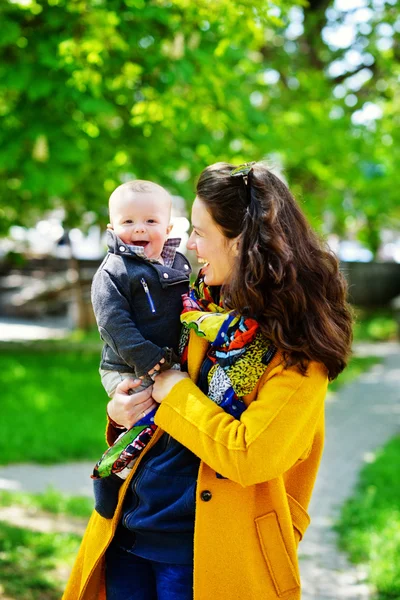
[105,542,193,600]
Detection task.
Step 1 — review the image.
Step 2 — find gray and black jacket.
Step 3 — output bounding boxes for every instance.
[91,231,191,377]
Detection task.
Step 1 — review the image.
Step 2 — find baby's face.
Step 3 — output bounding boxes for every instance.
[110,190,172,260]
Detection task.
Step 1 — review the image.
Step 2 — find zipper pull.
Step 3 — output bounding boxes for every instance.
[140,278,156,313]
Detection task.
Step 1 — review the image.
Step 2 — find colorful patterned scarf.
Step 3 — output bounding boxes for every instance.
[179,273,276,419]
[92,271,275,479]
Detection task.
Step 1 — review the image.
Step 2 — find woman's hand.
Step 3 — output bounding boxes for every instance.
[107,378,158,429]
[152,370,189,404]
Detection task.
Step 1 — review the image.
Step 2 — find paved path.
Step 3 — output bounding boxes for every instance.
[0,315,72,341]
[0,338,399,599]
[0,461,94,498]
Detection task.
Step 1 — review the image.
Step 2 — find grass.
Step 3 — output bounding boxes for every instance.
[0,348,108,464]
[0,487,93,519]
[0,488,92,599]
[0,488,92,598]
[335,436,400,599]
[0,521,81,600]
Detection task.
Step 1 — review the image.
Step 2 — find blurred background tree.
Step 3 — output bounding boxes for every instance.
[0,0,399,253]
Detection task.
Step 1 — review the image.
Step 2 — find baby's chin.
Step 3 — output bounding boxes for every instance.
[143,246,162,261]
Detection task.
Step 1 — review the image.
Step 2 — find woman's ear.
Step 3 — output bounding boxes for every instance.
[231,235,241,257]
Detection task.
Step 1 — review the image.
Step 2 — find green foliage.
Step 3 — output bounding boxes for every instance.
[0,0,294,231]
[0,0,399,250]
[0,348,107,464]
[0,487,93,518]
[336,436,400,598]
[353,308,398,342]
[0,520,80,599]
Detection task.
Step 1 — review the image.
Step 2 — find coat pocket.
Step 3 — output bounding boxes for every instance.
[255,511,300,597]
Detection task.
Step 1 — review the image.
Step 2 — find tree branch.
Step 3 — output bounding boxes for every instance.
[330,62,376,85]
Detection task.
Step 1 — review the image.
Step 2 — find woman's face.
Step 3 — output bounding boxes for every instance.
[187,197,238,286]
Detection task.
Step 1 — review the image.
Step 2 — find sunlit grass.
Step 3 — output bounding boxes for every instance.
[0,520,81,600]
[0,349,107,464]
[0,487,93,519]
[336,436,400,599]
[0,488,92,598]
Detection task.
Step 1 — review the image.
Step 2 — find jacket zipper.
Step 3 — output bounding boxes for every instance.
[123,467,145,527]
[140,278,156,313]
[158,276,189,288]
[163,277,189,286]
[123,432,170,529]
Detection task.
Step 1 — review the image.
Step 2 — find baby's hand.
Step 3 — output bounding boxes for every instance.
[147,357,166,378]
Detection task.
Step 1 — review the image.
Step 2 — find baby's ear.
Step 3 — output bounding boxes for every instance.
[166,223,173,235]
[107,223,114,231]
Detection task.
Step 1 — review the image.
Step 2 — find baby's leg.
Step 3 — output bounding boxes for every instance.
[98,370,155,476]
[94,371,154,519]
[100,369,151,398]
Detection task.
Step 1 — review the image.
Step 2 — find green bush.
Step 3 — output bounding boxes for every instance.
[353,309,398,342]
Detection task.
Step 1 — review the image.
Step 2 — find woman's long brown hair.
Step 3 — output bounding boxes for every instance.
[196,162,353,380]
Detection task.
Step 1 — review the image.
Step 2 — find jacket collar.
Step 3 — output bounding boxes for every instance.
[106,230,181,267]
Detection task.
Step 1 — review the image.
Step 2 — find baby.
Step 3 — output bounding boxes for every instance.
[91,180,191,517]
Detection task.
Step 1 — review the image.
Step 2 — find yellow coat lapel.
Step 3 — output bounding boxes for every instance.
[187,329,209,383]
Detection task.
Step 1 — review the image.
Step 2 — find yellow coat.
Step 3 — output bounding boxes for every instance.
[63,332,327,600]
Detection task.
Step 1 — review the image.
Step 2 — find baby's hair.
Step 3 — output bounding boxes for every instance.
[114,180,169,195]
[109,180,172,222]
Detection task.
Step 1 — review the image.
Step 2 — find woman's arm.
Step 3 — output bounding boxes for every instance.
[152,363,327,487]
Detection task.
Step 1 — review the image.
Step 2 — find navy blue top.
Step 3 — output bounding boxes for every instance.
[115,433,200,564]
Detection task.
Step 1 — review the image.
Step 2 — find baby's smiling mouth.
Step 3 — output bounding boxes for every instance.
[132,241,149,247]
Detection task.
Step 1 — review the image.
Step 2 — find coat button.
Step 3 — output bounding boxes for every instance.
[163,273,169,278]
[119,246,126,252]
[200,490,212,502]
[184,264,189,270]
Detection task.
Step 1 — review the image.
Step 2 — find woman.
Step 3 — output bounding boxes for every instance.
[63,162,352,600]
